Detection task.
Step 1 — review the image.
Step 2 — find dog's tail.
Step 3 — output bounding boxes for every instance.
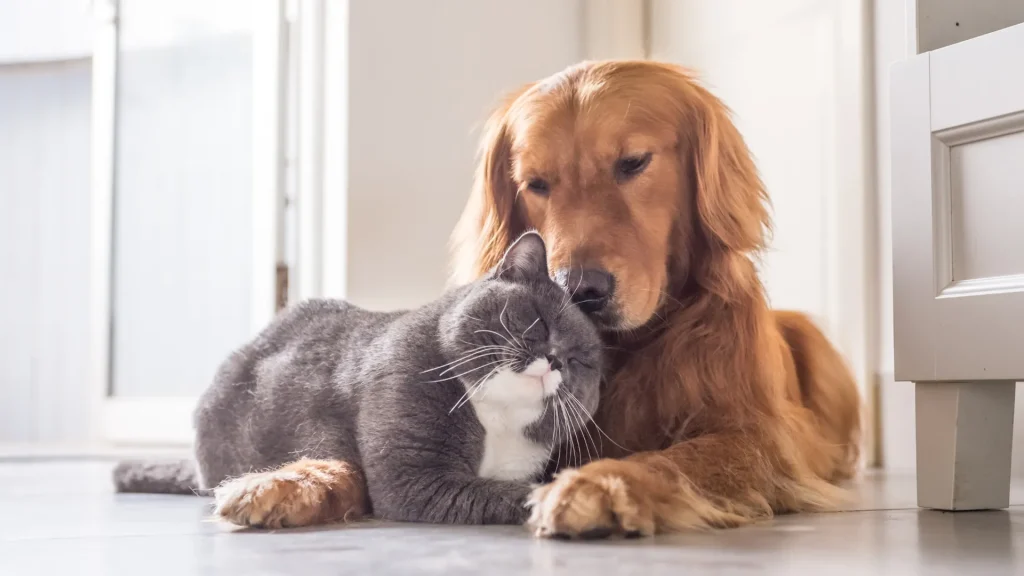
[112,459,202,495]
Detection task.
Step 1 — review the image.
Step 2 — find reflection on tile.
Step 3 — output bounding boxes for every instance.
[849,469,1024,511]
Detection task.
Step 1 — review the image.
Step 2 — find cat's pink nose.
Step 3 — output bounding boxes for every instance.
[545,354,563,371]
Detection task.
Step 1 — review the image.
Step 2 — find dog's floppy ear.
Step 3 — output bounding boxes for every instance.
[683,73,771,254]
[450,85,533,285]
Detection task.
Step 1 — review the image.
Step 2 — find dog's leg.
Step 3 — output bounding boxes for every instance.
[527,429,849,539]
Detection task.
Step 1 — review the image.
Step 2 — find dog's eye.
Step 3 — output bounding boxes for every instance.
[616,153,652,180]
[526,178,550,196]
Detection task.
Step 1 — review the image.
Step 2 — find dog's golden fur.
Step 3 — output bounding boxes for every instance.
[452,61,861,537]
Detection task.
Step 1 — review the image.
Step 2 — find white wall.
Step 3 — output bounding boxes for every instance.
[341,0,584,311]
[873,0,912,471]
[875,0,902,378]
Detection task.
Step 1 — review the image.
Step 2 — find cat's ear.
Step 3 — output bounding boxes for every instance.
[495,231,548,282]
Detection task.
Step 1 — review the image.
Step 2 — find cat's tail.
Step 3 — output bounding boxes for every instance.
[112,459,203,495]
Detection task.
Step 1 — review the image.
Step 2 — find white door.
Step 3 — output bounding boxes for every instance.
[90,0,287,445]
[891,22,1024,509]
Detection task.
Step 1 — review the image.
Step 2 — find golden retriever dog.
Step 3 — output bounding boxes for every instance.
[452,60,861,538]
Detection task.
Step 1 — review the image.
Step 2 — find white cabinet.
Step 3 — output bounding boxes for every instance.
[891,22,1024,510]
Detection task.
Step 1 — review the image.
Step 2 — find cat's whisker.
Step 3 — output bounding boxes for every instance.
[472,329,520,350]
[537,396,550,423]
[557,254,574,309]
[568,401,585,468]
[421,345,513,374]
[449,361,513,414]
[552,389,577,461]
[557,399,573,469]
[436,350,512,377]
[460,337,519,352]
[499,298,525,350]
[550,396,564,468]
[559,390,599,457]
[562,391,631,454]
[558,399,578,469]
[557,265,585,316]
[455,338,521,358]
[449,372,491,414]
[422,358,510,384]
[572,406,596,466]
[452,358,512,403]
[560,390,596,464]
[552,393,561,461]
[579,413,599,463]
[521,317,540,342]
[421,347,509,375]
[555,399,566,468]
[570,404,583,468]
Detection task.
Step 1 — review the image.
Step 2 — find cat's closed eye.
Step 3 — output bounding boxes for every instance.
[568,357,595,370]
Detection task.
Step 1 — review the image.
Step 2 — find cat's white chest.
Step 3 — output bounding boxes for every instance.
[468,364,554,481]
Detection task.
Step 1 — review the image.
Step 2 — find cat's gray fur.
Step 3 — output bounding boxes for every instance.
[113,232,602,525]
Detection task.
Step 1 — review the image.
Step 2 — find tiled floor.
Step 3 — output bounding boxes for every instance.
[2,459,1023,575]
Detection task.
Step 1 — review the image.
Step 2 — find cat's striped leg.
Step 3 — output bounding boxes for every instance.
[214,458,368,529]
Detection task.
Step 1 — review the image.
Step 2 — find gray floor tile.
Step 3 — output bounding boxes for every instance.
[2,460,1023,575]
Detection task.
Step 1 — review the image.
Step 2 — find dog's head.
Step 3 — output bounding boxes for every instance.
[453,61,770,331]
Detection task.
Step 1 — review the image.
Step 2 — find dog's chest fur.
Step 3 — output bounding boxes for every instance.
[468,366,551,481]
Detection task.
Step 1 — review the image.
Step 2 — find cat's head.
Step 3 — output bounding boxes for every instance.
[437,232,602,445]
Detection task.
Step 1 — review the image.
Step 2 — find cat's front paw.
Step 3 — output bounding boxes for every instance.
[213,459,365,529]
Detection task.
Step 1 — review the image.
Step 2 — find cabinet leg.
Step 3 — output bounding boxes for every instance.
[915,381,1015,510]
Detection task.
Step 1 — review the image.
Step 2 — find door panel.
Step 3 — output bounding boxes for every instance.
[892,23,1024,382]
[950,129,1024,281]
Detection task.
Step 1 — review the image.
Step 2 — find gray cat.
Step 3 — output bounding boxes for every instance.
[114,232,602,526]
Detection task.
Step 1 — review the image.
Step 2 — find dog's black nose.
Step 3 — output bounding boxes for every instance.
[555,268,615,314]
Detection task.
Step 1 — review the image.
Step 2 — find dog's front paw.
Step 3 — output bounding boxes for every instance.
[526,460,655,539]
